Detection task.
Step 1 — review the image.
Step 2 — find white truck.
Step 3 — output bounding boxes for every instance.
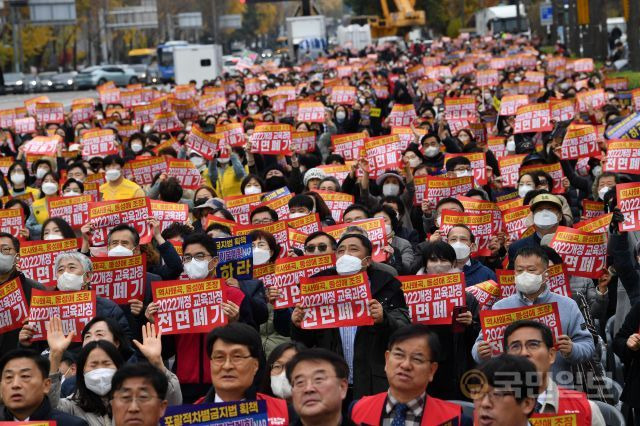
[286,15,327,61]
[172,44,223,88]
[337,24,372,51]
[475,5,529,37]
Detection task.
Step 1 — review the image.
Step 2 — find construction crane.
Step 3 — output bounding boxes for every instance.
[365,0,426,38]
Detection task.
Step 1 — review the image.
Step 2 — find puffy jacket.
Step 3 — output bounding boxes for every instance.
[463,259,497,287]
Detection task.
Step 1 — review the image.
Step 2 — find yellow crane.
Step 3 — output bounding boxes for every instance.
[366,0,426,38]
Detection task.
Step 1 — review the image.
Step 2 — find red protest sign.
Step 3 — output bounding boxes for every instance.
[13,117,37,134]
[286,213,321,235]
[272,254,336,309]
[364,135,402,179]
[457,196,503,235]
[166,158,203,190]
[253,193,292,221]
[19,239,81,288]
[123,156,168,186]
[444,96,476,120]
[29,289,96,342]
[480,303,562,355]
[0,209,24,238]
[331,132,366,161]
[330,86,357,105]
[582,199,604,219]
[90,254,146,304]
[236,221,290,259]
[487,136,508,159]
[546,264,572,298]
[520,163,565,194]
[250,123,292,155]
[291,131,316,153]
[561,124,599,160]
[22,136,60,156]
[439,210,493,256]
[400,273,466,324]
[35,102,64,124]
[444,152,487,185]
[299,272,373,329]
[0,277,29,335]
[514,103,552,134]
[224,193,264,225]
[466,280,501,310]
[388,104,417,126]
[150,200,189,232]
[71,102,94,126]
[496,269,516,298]
[185,125,219,160]
[316,191,354,223]
[80,129,119,160]
[88,197,152,247]
[417,175,474,206]
[550,99,576,122]
[501,205,531,241]
[499,95,529,116]
[476,69,500,87]
[617,182,640,232]
[47,195,95,229]
[152,279,228,334]
[152,111,183,133]
[575,213,612,234]
[604,140,640,174]
[498,154,527,188]
[323,218,388,262]
[216,122,245,148]
[573,58,594,73]
[548,226,607,278]
[296,102,325,123]
[576,89,606,112]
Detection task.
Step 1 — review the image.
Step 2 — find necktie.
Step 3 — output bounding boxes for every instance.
[391,403,409,426]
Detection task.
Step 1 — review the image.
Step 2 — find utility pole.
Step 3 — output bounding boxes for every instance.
[99,0,109,64]
[515,0,522,33]
[11,4,21,72]
[629,0,640,70]
[211,0,219,44]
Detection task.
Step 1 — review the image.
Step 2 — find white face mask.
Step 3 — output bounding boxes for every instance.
[424,146,440,158]
[515,271,544,295]
[336,111,346,121]
[336,254,363,275]
[64,191,81,197]
[190,156,205,167]
[450,241,471,260]
[506,139,516,152]
[382,183,400,197]
[248,107,259,115]
[427,261,452,275]
[455,170,473,178]
[518,184,534,199]
[184,258,211,280]
[0,186,4,197]
[131,143,143,153]
[44,233,64,241]
[218,157,230,164]
[42,182,58,195]
[108,245,134,257]
[84,368,116,396]
[270,371,292,399]
[598,186,612,201]
[244,185,262,195]
[408,157,422,168]
[10,173,25,185]
[0,253,15,273]
[592,165,603,178]
[385,224,393,236]
[253,247,271,265]
[57,272,85,291]
[36,168,48,179]
[533,209,558,229]
[105,169,121,182]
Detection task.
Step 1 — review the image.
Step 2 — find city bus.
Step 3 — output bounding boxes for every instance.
[157,40,189,82]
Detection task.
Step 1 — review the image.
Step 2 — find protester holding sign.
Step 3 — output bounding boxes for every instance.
[446,224,497,286]
[99,155,145,201]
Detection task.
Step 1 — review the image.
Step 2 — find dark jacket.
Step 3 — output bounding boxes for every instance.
[613,301,640,409]
[96,296,133,340]
[291,267,411,399]
[463,259,497,287]
[608,233,640,307]
[239,279,269,327]
[0,396,88,425]
[149,241,184,280]
[507,232,542,269]
[0,272,44,356]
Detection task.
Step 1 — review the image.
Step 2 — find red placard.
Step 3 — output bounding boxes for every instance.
[501,205,531,241]
[88,197,152,247]
[28,289,96,342]
[444,152,487,185]
[417,175,474,206]
[19,239,81,288]
[291,131,316,153]
[331,132,366,161]
[299,272,373,329]
[399,273,466,324]
[605,77,629,91]
[250,123,292,155]
[272,254,336,309]
[152,111,183,133]
[604,140,640,174]
[13,117,37,134]
[216,122,245,148]
[480,303,561,355]
[296,102,325,123]
[98,88,120,105]
[466,280,501,310]
[286,213,321,235]
[185,125,219,160]
[444,96,476,120]
[550,99,576,122]
[388,104,417,126]
[576,89,606,112]
[0,277,29,335]
[199,96,226,115]
[80,129,119,160]
[244,77,261,95]
[561,124,599,159]
[364,135,402,179]
[224,193,264,225]
[496,269,516,298]
[123,156,168,186]
[330,86,357,105]
[22,136,59,156]
[632,89,640,112]
[150,200,189,232]
[316,191,354,223]
[498,154,527,188]
[499,95,529,116]
[548,226,607,278]
[0,209,24,238]
[487,136,508,159]
[236,221,290,259]
[575,213,612,234]
[514,103,552,134]
[47,195,95,229]
[582,199,604,219]
[476,69,500,87]
[617,182,640,232]
[439,210,493,256]
[573,58,594,73]
[152,279,228,334]
[71,102,94,126]
[35,102,64,124]
[90,254,146,304]
[323,218,387,262]
[0,108,16,128]
[519,163,565,194]
[546,263,572,298]
[166,158,203,190]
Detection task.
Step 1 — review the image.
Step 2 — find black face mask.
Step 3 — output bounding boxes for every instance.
[228,108,237,117]
[194,197,209,207]
[265,176,287,191]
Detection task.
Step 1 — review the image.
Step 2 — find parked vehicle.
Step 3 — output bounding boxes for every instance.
[75,65,139,89]
[38,72,57,91]
[4,72,26,93]
[50,71,78,91]
[25,74,40,93]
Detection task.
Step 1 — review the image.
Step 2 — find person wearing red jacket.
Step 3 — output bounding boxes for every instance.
[350,324,471,426]
[195,323,290,426]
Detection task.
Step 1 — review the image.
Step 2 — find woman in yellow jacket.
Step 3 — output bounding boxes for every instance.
[32,171,61,224]
[210,149,248,199]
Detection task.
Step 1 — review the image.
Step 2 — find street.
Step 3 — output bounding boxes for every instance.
[0,89,97,110]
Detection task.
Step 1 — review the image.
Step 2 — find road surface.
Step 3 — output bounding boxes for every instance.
[0,89,98,110]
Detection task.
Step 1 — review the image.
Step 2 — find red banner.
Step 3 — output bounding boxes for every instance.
[400,273,465,324]
[331,132,366,161]
[216,122,245,148]
[88,197,152,246]
[561,124,599,160]
[498,155,527,188]
[35,102,64,124]
[439,210,493,256]
[444,96,476,120]
[604,140,640,174]
[550,99,576,122]
[323,218,387,262]
[388,104,417,126]
[185,125,219,160]
[514,103,552,134]
[575,213,612,234]
[576,89,606,112]
[466,280,501,310]
[150,200,189,232]
[152,111,183,133]
[499,95,529,116]
[546,264,572,298]
[123,156,168,186]
[0,209,24,238]
[80,129,119,160]
[330,86,357,105]
[291,131,316,153]
[416,175,473,206]
[90,254,146,304]
[250,124,292,155]
[22,136,59,156]
[14,117,37,134]
[0,277,29,335]
[617,182,640,232]
[296,102,325,123]
[47,195,95,229]
[272,254,336,309]
[152,279,228,334]
[166,158,203,190]
[29,289,96,342]
[316,191,354,223]
[299,272,373,329]
[364,135,402,179]
[476,69,500,87]
[19,239,81,288]
[501,205,531,241]
[548,226,607,278]
[224,193,264,225]
[582,200,604,219]
[444,152,487,185]
[236,221,290,259]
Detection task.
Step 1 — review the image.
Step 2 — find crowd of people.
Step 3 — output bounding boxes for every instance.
[0,32,639,426]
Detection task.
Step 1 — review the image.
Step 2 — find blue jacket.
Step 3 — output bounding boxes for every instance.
[463,259,497,287]
[507,233,542,269]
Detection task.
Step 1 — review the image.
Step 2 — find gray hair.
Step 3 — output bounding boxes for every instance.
[342,225,367,238]
[54,252,93,276]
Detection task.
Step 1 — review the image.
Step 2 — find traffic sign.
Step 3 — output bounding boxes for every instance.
[540,2,553,26]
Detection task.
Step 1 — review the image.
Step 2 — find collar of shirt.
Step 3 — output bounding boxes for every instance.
[384,390,426,418]
[537,378,559,413]
[214,394,245,403]
[465,259,472,267]
[518,285,550,306]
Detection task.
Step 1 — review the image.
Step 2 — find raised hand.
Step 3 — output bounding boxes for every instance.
[133,323,164,368]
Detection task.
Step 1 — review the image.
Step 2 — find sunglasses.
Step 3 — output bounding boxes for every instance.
[305,243,329,253]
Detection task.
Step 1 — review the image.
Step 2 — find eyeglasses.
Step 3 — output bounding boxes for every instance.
[292,374,337,390]
[470,388,516,402]
[252,219,273,225]
[507,339,544,354]
[210,353,253,366]
[111,393,160,405]
[182,253,212,263]
[389,350,431,366]
[271,362,287,375]
[0,246,15,255]
[305,243,329,253]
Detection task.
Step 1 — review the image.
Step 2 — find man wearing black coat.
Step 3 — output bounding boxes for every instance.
[290,233,410,400]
